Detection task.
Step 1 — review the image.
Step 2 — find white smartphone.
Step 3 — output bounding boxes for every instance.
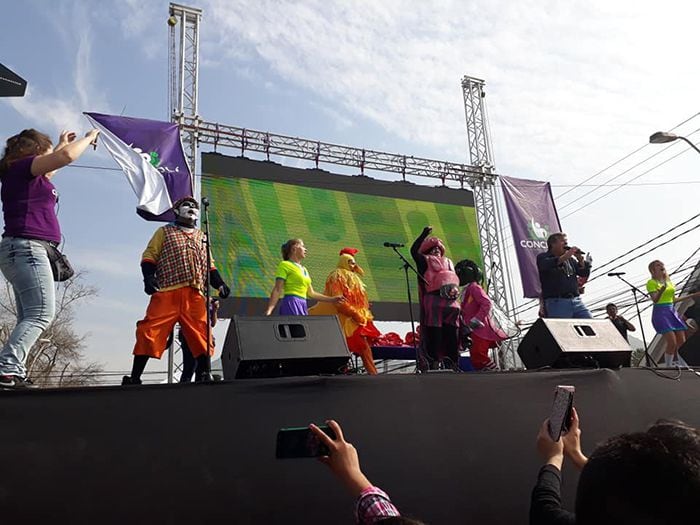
[548,385,575,442]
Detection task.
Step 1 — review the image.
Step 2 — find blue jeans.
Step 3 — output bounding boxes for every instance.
[0,237,56,377]
[544,297,592,319]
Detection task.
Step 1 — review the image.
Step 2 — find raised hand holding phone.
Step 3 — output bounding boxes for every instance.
[276,424,336,459]
[310,419,373,497]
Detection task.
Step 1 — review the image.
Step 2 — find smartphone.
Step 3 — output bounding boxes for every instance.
[547,385,575,442]
[275,425,336,459]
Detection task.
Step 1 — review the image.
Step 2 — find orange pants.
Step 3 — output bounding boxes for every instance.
[355,340,378,375]
[347,331,378,375]
[133,287,212,359]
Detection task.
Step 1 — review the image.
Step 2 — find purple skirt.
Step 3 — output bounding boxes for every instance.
[651,304,687,334]
[279,295,308,315]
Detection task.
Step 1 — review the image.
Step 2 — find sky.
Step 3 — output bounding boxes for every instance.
[2,0,700,381]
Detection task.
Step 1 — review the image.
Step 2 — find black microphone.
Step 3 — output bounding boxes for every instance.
[607,272,626,277]
[201,197,210,207]
[564,245,585,255]
[383,242,404,248]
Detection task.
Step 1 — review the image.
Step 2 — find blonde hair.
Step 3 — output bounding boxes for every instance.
[648,260,666,278]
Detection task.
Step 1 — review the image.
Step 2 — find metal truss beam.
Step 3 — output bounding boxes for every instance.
[180,116,487,183]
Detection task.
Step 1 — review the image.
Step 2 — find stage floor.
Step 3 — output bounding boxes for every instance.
[1,368,699,524]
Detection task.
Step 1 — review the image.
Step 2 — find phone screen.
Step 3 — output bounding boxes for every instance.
[276,425,336,459]
[548,385,575,442]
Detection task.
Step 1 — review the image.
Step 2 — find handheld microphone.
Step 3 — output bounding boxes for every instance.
[607,272,626,277]
[383,242,404,248]
[201,197,210,207]
[564,245,585,255]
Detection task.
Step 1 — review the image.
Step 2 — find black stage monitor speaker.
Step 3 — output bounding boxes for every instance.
[0,64,27,97]
[679,331,700,366]
[518,318,632,369]
[221,315,351,379]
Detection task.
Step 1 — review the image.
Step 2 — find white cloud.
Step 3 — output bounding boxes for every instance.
[5,1,111,136]
[71,246,137,279]
[118,0,163,59]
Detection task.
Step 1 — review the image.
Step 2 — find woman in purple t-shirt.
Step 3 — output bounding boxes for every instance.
[0,128,99,388]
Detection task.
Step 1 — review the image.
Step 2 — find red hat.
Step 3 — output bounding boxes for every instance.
[339,247,359,256]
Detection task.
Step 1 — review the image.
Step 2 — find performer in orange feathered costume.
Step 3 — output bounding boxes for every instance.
[310,248,381,375]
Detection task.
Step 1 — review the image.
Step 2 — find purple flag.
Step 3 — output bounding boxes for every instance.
[84,112,193,222]
[501,176,562,298]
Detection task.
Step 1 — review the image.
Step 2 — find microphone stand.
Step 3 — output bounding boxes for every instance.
[389,246,427,372]
[201,197,213,374]
[612,274,655,367]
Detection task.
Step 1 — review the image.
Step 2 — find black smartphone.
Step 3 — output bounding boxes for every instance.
[275,425,336,459]
[547,385,575,442]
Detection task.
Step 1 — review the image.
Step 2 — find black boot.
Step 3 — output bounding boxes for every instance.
[123,355,149,385]
[195,354,213,383]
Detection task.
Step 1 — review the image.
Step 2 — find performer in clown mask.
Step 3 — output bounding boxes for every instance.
[310,248,381,375]
[411,226,461,370]
[122,197,230,385]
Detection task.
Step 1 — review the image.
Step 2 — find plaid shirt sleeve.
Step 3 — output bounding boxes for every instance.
[355,486,400,524]
[141,227,165,263]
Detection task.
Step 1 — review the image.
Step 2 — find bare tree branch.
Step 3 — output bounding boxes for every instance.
[0,270,104,387]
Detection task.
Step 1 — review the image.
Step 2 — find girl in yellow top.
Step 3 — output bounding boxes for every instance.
[647,260,700,367]
[265,238,344,315]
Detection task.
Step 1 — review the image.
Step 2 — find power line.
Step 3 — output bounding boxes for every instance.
[587,222,700,283]
[587,212,700,278]
[560,137,700,219]
[555,111,700,201]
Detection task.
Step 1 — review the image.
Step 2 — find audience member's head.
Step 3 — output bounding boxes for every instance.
[575,419,700,524]
[606,303,618,317]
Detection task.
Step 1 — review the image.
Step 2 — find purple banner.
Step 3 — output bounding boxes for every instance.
[500,175,562,298]
[85,112,193,222]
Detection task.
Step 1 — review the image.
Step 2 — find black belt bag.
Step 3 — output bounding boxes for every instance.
[38,241,75,282]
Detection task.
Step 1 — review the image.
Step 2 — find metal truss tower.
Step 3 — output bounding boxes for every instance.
[168,3,201,181]
[165,3,202,383]
[461,76,519,368]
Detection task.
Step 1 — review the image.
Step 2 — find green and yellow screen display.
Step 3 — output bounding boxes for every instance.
[201,153,482,320]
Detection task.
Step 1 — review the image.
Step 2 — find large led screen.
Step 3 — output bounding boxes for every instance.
[201,153,482,321]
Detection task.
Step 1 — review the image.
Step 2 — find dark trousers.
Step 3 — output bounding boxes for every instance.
[422,325,459,369]
[179,331,197,382]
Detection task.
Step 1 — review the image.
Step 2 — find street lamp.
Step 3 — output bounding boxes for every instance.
[649,131,700,155]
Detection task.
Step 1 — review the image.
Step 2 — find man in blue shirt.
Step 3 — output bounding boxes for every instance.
[537,232,592,319]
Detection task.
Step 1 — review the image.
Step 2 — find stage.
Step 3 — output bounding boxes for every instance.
[1,368,699,524]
